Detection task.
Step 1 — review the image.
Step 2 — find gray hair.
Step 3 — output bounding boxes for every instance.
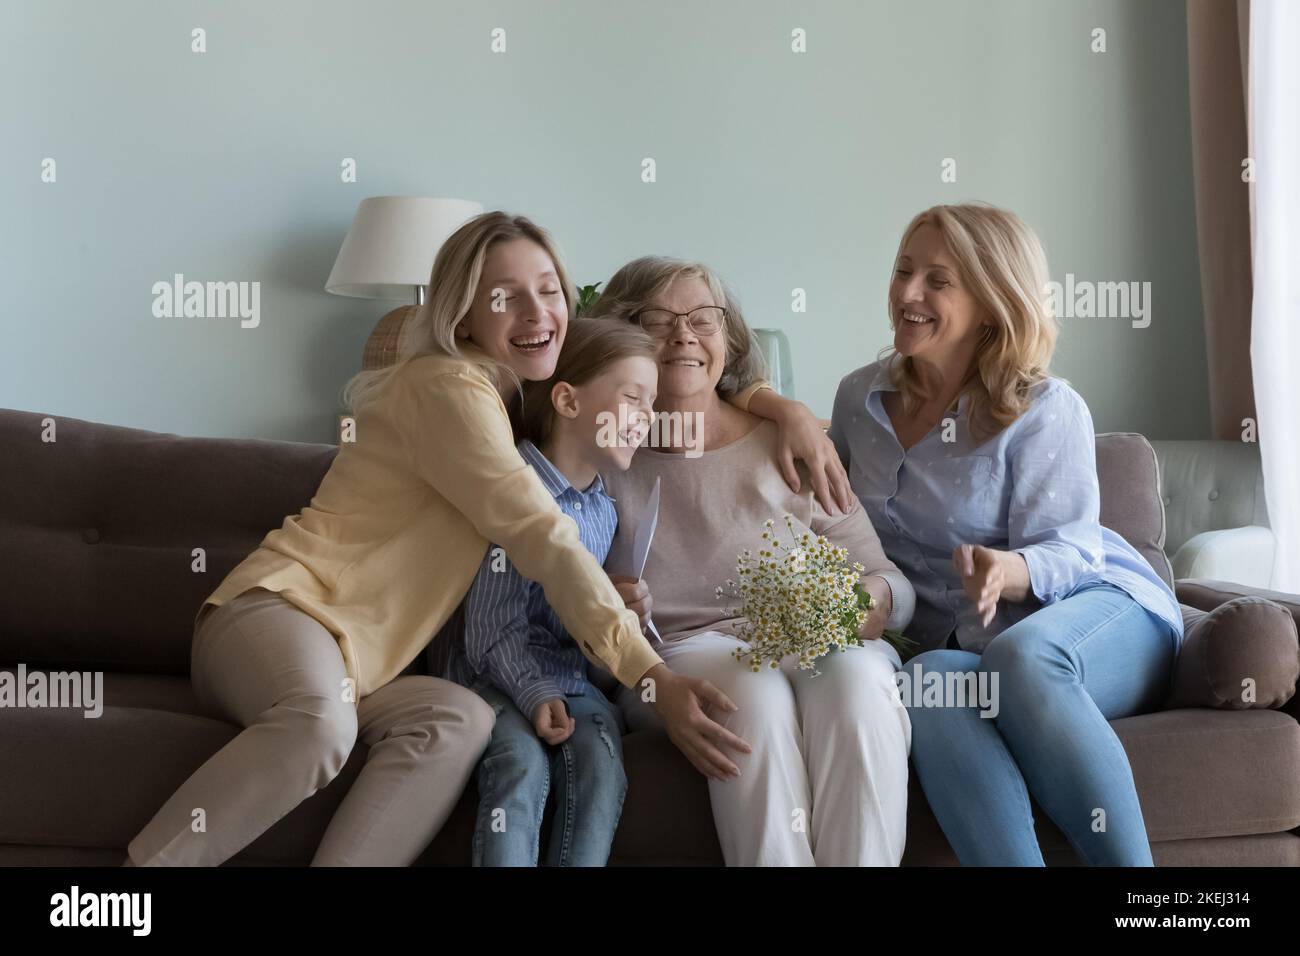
[589,256,767,399]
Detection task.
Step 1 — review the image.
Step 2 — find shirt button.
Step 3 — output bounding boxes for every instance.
[573,501,583,511]
[1208,490,1219,501]
[573,670,582,678]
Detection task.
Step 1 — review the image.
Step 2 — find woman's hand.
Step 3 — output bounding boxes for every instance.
[609,573,652,632]
[748,389,854,515]
[532,698,575,745]
[953,544,1031,626]
[857,575,893,641]
[641,663,752,781]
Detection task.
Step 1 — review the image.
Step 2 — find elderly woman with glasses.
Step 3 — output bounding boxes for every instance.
[588,258,917,866]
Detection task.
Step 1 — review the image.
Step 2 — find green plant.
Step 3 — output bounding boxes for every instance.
[575,281,603,317]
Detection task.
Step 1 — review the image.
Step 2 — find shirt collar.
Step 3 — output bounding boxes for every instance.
[866,359,899,396]
[866,357,970,418]
[517,439,606,499]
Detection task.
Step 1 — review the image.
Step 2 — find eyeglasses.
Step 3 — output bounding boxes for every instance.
[635,306,727,337]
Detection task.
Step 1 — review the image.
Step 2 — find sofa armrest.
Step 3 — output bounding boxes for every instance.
[1171,525,1275,588]
[1177,578,1300,616]
[1176,579,1300,721]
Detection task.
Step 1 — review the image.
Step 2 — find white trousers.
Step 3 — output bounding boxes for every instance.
[618,630,911,866]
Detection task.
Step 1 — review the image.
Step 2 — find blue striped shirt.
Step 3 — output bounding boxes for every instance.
[440,439,619,717]
[829,360,1184,654]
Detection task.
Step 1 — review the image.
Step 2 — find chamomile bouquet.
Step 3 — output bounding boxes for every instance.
[715,514,915,673]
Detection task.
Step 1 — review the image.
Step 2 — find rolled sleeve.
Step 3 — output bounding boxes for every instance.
[1007,385,1105,605]
[875,569,916,632]
[727,379,774,414]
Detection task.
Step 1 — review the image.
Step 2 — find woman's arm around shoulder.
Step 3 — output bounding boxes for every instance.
[727,380,855,515]
[389,362,662,689]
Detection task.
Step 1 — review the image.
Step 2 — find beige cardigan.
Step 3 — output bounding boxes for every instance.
[604,420,915,644]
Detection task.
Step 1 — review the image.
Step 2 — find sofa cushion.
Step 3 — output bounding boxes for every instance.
[1114,708,1300,841]
[899,707,1300,863]
[1095,432,1174,588]
[5,669,1296,860]
[1178,579,1300,722]
[0,409,336,676]
[0,670,367,861]
[1170,598,1300,710]
[416,727,724,866]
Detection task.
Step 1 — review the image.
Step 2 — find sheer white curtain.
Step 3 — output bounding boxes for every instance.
[1249,0,1300,592]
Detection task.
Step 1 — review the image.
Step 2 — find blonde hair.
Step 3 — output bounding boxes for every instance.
[885,202,1058,443]
[514,318,659,446]
[340,211,577,414]
[589,256,767,399]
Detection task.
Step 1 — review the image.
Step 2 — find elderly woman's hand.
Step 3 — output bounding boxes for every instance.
[609,573,653,632]
[748,389,854,514]
[857,575,894,641]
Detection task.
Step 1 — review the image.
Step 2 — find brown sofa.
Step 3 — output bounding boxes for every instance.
[1,407,1298,866]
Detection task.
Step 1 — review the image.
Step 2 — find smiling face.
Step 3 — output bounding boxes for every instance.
[889,223,988,371]
[644,276,727,404]
[455,238,569,381]
[561,355,658,472]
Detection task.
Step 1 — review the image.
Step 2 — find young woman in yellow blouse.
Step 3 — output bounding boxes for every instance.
[126,212,846,866]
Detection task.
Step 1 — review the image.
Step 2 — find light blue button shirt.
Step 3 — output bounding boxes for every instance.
[828,360,1184,654]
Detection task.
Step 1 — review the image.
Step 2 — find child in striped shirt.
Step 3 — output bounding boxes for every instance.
[434,319,659,866]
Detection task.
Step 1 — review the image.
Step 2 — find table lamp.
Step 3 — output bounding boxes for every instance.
[326,196,484,369]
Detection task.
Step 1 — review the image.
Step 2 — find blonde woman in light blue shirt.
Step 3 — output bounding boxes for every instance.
[829,203,1183,866]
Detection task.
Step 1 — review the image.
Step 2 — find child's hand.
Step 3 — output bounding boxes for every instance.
[532,699,575,745]
[609,573,653,632]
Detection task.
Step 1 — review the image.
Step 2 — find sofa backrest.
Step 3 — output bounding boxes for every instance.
[1095,432,1175,588]
[0,408,337,675]
[0,411,1174,675]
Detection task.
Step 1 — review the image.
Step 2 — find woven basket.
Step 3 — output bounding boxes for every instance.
[362,305,419,370]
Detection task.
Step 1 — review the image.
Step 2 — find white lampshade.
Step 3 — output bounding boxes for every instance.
[325,196,484,299]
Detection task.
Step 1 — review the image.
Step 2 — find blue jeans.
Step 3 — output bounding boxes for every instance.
[903,583,1177,866]
[471,683,627,867]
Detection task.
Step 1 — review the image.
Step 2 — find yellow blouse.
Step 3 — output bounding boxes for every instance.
[204,351,673,698]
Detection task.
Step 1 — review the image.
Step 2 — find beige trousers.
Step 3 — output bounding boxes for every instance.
[128,588,494,866]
